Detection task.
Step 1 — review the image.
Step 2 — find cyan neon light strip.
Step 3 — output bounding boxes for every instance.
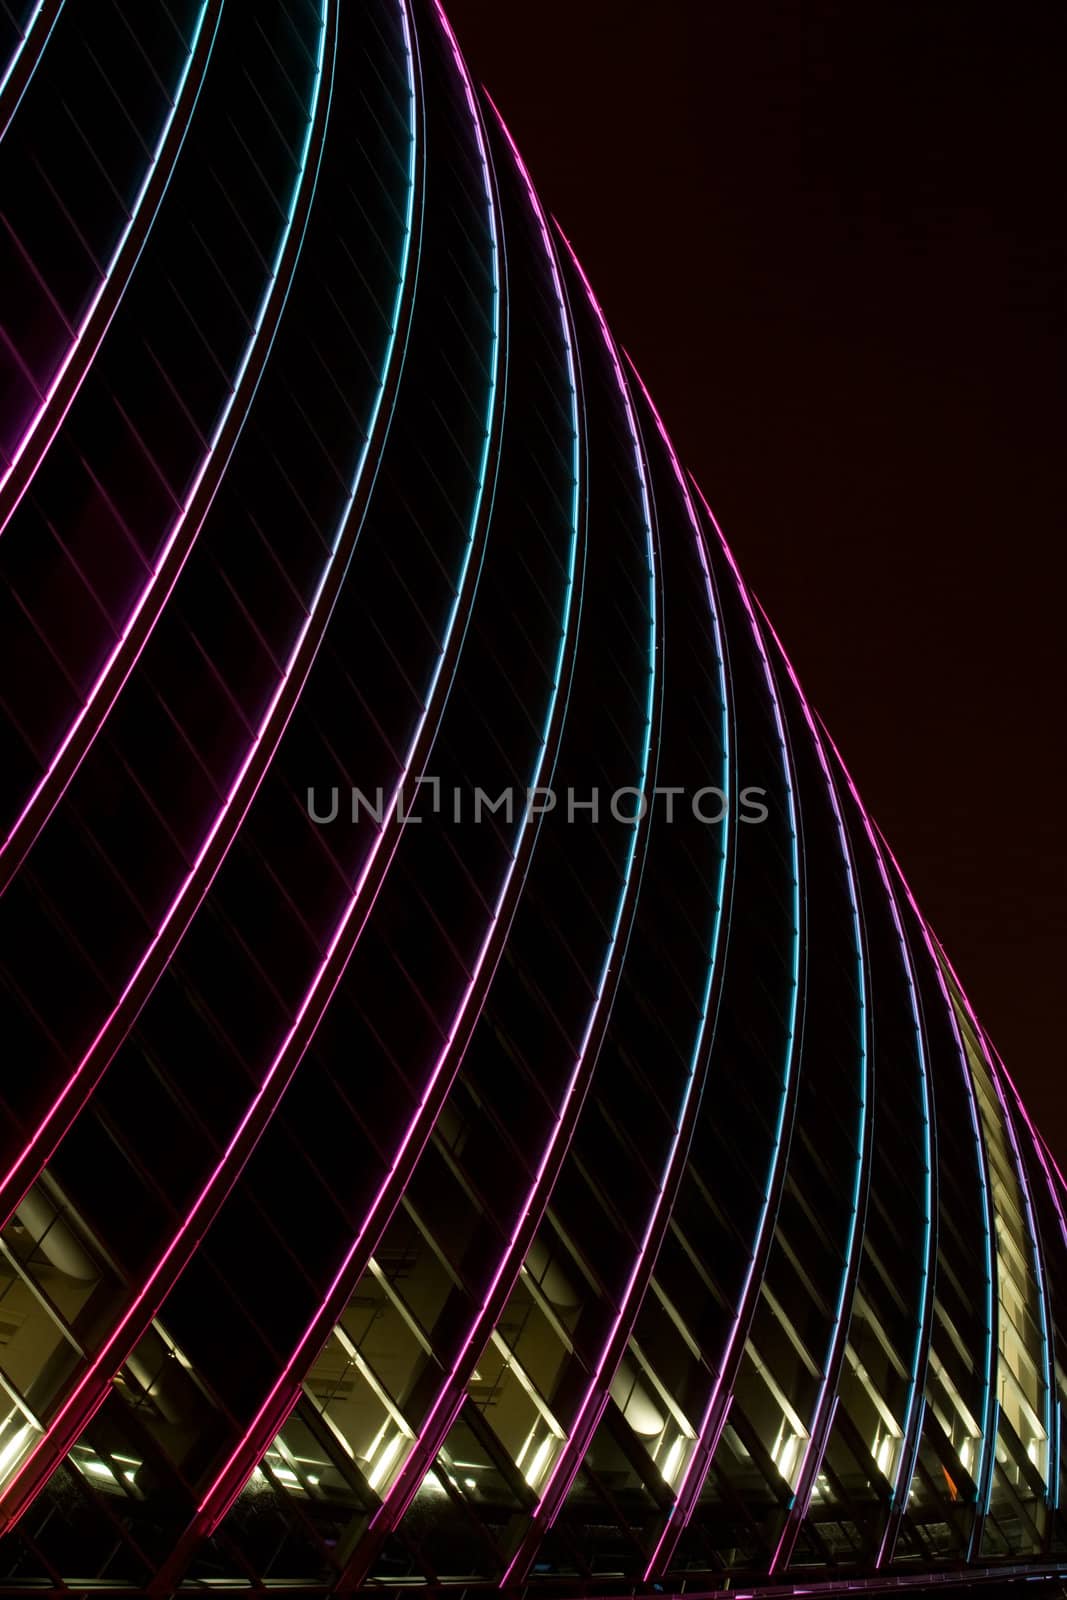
[0,1,60,140]
[816,721,934,1565]
[0,1,47,98]
[191,59,594,1534]
[326,93,599,1571]
[330,167,662,1575]
[929,936,1054,1508]
[1000,1051,1067,1485]
[0,0,335,1224]
[369,191,662,1576]
[2,0,501,1525]
[0,0,324,886]
[644,477,801,1581]
[512,353,733,1551]
[873,825,996,1532]
[755,609,868,1574]
[497,225,661,1571]
[986,1061,1055,1504]
[0,0,218,512]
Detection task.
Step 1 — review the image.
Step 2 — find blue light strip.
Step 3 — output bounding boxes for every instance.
[317,62,595,1507]
[933,940,1055,1512]
[326,88,596,1575]
[188,0,512,1528]
[817,721,934,1564]
[0,0,220,513]
[875,827,997,1540]
[0,0,445,1531]
[756,610,868,1572]
[938,995,996,1534]
[521,357,734,1547]
[644,477,802,1581]
[0,0,333,1217]
[990,1063,1055,1506]
[500,223,662,1564]
[0,0,63,142]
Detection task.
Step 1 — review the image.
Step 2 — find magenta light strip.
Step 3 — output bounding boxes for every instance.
[992,1052,1065,1510]
[506,354,732,1562]
[754,605,868,1576]
[1001,1055,1067,1252]
[643,474,802,1582]
[337,137,660,1582]
[814,720,934,1566]
[495,222,662,1585]
[0,0,219,520]
[923,927,1055,1504]
[0,58,492,1528]
[870,820,997,1534]
[0,0,336,1232]
[186,52,591,1539]
[0,0,325,894]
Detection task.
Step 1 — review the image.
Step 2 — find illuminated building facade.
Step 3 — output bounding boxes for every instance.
[0,0,1065,1593]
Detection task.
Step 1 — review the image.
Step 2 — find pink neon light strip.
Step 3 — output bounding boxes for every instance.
[188,56,590,1536]
[812,720,934,1566]
[752,606,869,1575]
[0,3,335,1229]
[492,240,669,1586]
[642,475,802,1581]
[868,819,998,1535]
[0,0,321,893]
[324,102,660,1582]
[920,925,1056,1499]
[0,0,502,1533]
[506,356,733,1558]
[0,0,218,515]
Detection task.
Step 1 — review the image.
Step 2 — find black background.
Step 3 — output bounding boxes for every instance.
[444,0,1067,1156]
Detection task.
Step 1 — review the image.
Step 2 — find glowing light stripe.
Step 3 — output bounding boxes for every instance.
[1017,1112,1067,1255]
[492,240,659,1548]
[0,0,337,1227]
[927,932,1055,1508]
[0,1,59,140]
[188,58,589,1536]
[643,475,801,1582]
[342,172,659,1574]
[504,348,733,1561]
[0,0,496,1528]
[1001,1050,1067,1389]
[0,0,219,513]
[750,608,868,1574]
[816,720,935,1565]
[0,1,47,96]
[984,1059,1055,1505]
[872,823,997,1537]
[0,0,325,891]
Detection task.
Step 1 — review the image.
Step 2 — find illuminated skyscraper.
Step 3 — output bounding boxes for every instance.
[0,0,1064,1592]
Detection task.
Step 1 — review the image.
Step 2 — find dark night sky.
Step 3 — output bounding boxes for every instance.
[443,1,1067,1156]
